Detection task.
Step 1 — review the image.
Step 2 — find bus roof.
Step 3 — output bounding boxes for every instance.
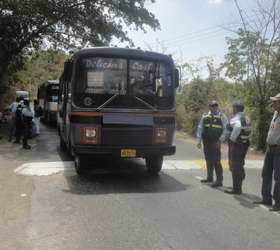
[73,47,174,64]
[38,80,59,87]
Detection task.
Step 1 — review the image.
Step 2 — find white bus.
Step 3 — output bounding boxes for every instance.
[37,80,59,122]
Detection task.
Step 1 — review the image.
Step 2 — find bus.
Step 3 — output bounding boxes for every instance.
[57,47,179,175]
[16,91,29,100]
[37,80,59,123]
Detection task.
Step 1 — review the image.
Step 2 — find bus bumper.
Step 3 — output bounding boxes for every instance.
[72,145,176,158]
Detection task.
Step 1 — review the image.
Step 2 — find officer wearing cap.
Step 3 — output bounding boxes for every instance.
[225,101,252,195]
[197,101,229,187]
[21,99,34,149]
[254,93,280,211]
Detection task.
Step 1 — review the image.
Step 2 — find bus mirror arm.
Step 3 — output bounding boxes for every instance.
[174,68,180,88]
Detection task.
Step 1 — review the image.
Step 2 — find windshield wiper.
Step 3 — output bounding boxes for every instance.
[132,96,158,112]
[96,93,119,110]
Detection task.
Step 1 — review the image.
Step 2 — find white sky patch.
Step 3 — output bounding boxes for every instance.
[208,0,223,5]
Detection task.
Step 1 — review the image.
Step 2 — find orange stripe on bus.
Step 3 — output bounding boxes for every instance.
[66,111,175,117]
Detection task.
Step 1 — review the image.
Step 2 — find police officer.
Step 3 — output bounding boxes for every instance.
[21,99,34,149]
[225,102,252,195]
[7,97,19,142]
[254,94,280,211]
[197,101,229,187]
[13,96,24,144]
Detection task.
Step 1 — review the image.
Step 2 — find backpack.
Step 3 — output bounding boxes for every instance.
[37,106,43,117]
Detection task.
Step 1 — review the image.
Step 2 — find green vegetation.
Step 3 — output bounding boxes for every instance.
[0,0,160,104]
[1,0,280,152]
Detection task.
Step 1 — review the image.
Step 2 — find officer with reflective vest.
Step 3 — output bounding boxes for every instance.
[197,101,229,187]
[225,101,252,195]
[21,99,34,149]
[14,98,24,143]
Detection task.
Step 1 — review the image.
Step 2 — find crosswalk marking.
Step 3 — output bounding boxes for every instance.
[14,159,264,176]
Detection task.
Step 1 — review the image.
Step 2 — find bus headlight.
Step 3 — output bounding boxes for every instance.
[86,129,96,138]
[83,127,98,144]
[155,128,168,144]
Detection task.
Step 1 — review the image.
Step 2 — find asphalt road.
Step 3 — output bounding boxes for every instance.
[1,122,279,250]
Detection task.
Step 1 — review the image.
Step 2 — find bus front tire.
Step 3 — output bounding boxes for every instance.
[146,155,163,174]
[74,155,88,175]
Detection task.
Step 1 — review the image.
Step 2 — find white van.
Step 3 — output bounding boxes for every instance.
[16,91,29,100]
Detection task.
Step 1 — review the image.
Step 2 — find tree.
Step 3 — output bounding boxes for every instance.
[0,0,160,98]
[15,49,70,100]
[222,0,280,151]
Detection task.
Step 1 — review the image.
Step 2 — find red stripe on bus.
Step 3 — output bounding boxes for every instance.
[66,111,175,117]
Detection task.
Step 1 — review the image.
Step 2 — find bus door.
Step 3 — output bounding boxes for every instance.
[63,60,73,144]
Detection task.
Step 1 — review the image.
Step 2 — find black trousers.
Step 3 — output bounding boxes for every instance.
[228,140,249,176]
[203,137,223,181]
[22,121,31,147]
[15,120,23,142]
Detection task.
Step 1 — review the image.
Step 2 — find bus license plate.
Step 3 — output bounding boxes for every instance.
[121,149,136,157]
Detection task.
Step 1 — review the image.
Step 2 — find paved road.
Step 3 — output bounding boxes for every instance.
[1,122,279,250]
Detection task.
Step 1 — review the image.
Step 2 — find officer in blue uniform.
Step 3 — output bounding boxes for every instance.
[225,102,252,194]
[197,101,229,187]
[21,99,34,149]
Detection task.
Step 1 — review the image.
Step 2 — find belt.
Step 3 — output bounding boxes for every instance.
[268,144,279,148]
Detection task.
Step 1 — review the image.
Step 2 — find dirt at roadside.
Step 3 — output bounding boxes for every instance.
[0,129,34,249]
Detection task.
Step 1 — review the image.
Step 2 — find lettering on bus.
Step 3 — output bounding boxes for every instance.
[130,60,166,74]
[83,58,125,70]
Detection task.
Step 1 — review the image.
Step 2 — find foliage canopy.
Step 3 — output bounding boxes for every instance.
[0,0,160,98]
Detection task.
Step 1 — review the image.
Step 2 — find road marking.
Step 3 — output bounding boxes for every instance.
[14,162,74,176]
[14,159,264,176]
[190,159,264,169]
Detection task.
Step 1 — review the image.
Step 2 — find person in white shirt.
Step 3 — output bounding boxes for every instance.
[7,97,19,142]
[254,94,280,211]
[21,99,34,149]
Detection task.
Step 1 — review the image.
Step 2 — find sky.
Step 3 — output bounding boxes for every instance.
[114,0,258,68]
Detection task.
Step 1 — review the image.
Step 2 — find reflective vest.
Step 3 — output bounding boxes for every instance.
[227,114,252,142]
[21,107,32,123]
[15,102,22,121]
[203,112,223,138]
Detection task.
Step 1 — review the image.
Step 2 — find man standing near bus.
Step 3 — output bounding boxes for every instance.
[197,101,229,187]
[21,99,34,149]
[33,99,43,135]
[7,97,19,142]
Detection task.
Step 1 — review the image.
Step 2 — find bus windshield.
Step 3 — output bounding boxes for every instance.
[47,84,59,102]
[74,57,173,110]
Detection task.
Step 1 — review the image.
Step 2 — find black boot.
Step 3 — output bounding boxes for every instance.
[201,162,213,183]
[224,173,242,195]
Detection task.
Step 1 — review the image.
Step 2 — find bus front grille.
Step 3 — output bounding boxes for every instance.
[101,127,152,146]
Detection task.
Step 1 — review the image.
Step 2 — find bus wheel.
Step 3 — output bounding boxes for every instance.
[146,155,163,174]
[74,155,87,175]
[60,136,68,152]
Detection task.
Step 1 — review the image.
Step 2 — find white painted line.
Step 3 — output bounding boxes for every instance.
[14,160,264,176]
[163,160,202,170]
[14,161,74,176]
[245,160,264,169]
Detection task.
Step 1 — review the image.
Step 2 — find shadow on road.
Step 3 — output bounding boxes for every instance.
[61,157,189,195]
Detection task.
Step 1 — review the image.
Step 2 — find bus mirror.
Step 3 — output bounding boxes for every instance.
[174,68,180,88]
[64,61,73,82]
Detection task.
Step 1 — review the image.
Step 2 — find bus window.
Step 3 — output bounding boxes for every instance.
[129,60,172,98]
[75,57,127,94]
[73,57,173,110]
